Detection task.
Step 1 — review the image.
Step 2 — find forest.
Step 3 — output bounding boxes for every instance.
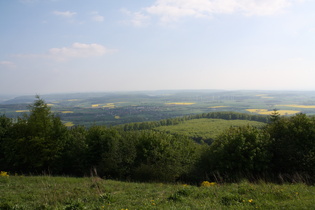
[1,96,315,184]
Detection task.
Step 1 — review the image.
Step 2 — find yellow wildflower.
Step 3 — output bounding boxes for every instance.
[0,171,9,177]
[201,181,216,187]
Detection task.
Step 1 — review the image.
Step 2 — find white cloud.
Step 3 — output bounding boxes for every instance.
[127,0,301,24]
[0,61,16,68]
[15,43,115,61]
[121,9,151,27]
[90,12,104,22]
[238,0,292,16]
[48,43,110,61]
[53,10,77,18]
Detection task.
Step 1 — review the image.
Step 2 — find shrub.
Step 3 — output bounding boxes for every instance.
[267,113,315,180]
[202,126,272,181]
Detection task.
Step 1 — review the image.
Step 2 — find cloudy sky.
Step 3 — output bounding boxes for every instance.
[1,0,315,95]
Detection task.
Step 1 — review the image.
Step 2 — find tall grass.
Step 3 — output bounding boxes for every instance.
[1,175,315,209]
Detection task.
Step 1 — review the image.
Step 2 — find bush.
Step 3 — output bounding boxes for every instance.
[131,131,200,182]
[202,126,272,181]
[267,113,315,180]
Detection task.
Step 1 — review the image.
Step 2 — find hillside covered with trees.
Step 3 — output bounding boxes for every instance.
[1,97,315,183]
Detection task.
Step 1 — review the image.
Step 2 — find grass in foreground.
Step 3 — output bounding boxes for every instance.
[1,175,315,209]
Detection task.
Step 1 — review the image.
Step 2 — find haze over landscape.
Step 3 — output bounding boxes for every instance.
[1,0,315,95]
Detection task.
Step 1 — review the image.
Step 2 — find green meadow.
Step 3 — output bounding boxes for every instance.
[1,175,315,210]
[154,118,266,143]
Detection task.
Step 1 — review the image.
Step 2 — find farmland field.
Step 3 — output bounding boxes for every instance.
[246,109,300,115]
[154,118,266,143]
[278,104,315,109]
[2,90,315,126]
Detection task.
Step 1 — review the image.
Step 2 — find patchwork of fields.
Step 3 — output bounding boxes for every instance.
[2,90,315,127]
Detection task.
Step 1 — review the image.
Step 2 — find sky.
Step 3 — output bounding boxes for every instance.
[1,0,315,95]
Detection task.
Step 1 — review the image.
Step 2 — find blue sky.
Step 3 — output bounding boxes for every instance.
[1,0,315,95]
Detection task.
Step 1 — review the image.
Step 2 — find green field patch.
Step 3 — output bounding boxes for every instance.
[154,118,266,142]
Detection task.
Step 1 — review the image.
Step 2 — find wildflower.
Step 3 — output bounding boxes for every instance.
[0,171,9,177]
[201,181,216,187]
[248,199,253,203]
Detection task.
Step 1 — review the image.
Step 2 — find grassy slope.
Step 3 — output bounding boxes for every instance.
[1,176,315,209]
[154,119,266,141]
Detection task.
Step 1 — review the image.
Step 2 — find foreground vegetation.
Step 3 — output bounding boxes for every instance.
[1,175,315,209]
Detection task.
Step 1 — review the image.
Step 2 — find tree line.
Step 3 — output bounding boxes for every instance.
[1,97,314,183]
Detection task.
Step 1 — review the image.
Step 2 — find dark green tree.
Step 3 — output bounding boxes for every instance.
[9,96,68,173]
[60,126,88,176]
[85,126,121,177]
[0,115,13,170]
[132,130,200,182]
[270,109,280,123]
[267,113,315,179]
[202,126,272,181]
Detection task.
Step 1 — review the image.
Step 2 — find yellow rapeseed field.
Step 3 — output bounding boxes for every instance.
[64,122,74,127]
[278,105,315,109]
[246,109,300,115]
[103,103,115,108]
[15,110,29,112]
[91,104,100,107]
[114,115,120,119]
[61,111,74,113]
[165,102,195,105]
